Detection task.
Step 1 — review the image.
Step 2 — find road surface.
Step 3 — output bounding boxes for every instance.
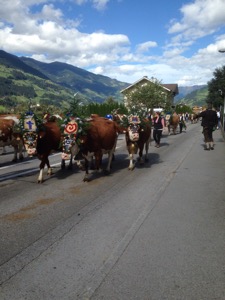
[0,122,225,299]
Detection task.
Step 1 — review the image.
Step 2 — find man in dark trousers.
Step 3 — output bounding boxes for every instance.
[195,103,218,150]
[178,114,186,133]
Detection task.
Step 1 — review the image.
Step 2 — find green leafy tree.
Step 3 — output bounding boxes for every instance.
[175,104,192,114]
[207,65,225,109]
[124,78,173,115]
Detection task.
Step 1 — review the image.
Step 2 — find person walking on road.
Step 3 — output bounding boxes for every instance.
[153,111,165,148]
[178,114,187,133]
[194,102,218,150]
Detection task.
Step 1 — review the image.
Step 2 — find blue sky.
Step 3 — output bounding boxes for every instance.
[0,0,225,87]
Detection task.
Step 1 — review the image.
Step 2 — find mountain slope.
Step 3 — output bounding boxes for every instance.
[0,50,49,80]
[0,49,129,104]
[177,86,208,107]
[20,57,129,103]
[175,85,207,102]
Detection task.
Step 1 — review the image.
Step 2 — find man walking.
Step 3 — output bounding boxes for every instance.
[194,103,218,150]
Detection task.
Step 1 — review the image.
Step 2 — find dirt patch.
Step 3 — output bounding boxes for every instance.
[3,212,33,221]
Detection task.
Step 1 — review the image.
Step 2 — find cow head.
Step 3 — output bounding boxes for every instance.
[127,123,140,142]
[23,132,38,156]
[61,134,77,160]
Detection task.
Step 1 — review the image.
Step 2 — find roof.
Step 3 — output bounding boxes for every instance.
[161,84,179,95]
[120,76,179,95]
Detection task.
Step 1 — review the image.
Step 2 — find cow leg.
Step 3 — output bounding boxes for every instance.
[12,146,18,162]
[68,156,73,170]
[144,138,150,162]
[83,158,90,182]
[90,156,96,170]
[61,159,66,169]
[46,158,53,176]
[67,144,79,170]
[106,139,117,173]
[138,144,145,164]
[174,125,177,135]
[94,152,103,172]
[18,141,24,160]
[75,159,85,170]
[38,154,51,183]
[173,126,175,134]
[128,153,135,170]
[1,146,7,155]
[61,157,73,170]
[105,150,114,174]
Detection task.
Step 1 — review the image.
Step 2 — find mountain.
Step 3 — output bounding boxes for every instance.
[0,50,49,80]
[0,50,130,105]
[175,85,207,102]
[176,85,208,107]
[0,49,209,110]
[20,57,129,103]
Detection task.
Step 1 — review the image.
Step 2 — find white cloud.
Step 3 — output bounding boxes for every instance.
[73,0,109,10]
[168,0,225,40]
[136,41,157,53]
[92,0,110,11]
[40,4,63,21]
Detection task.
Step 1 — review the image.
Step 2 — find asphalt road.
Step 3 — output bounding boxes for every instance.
[0,122,225,300]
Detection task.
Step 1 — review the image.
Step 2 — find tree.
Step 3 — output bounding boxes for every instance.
[207,65,225,109]
[175,104,192,114]
[104,96,116,105]
[124,78,173,115]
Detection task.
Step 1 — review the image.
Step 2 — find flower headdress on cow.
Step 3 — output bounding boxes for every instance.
[116,112,150,130]
[58,112,90,157]
[15,111,42,134]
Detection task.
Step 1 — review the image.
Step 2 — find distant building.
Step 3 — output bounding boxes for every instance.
[192,106,204,113]
[120,76,179,108]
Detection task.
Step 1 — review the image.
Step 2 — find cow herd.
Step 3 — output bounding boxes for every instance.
[0,110,192,183]
[0,112,154,183]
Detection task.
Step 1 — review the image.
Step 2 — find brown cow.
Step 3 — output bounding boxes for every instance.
[190,113,198,124]
[22,120,62,183]
[36,122,61,183]
[74,116,119,181]
[167,112,179,135]
[125,116,151,170]
[60,117,81,170]
[0,117,24,162]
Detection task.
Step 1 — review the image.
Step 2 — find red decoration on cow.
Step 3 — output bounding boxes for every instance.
[64,120,78,135]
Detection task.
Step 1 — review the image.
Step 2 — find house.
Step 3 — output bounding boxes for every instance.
[120,76,179,109]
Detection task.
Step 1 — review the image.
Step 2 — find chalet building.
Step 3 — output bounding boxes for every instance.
[120,76,179,109]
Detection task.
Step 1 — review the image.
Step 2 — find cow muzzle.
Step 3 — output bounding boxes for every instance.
[128,124,140,142]
[26,147,37,156]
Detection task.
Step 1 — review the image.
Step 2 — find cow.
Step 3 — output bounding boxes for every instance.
[22,116,62,183]
[190,113,198,124]
[125,116,151,170]
[74,116,119,182]
[36,122,62,183]
[60,117,81,170]
[167,112,180,135]
[0,116,24,162]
